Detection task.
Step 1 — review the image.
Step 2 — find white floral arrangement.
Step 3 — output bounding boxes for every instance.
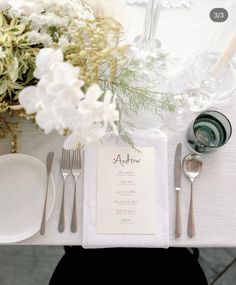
[0,0,174,150]
[19,48,119,148]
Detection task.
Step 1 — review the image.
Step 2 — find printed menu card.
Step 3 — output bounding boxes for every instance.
[97,146,156,235]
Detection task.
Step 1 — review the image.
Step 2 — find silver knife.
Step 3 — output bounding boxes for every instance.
[174,143,182,238]
[40,152,54,235]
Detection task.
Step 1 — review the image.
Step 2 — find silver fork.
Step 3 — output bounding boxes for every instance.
[71,148,82,233]
[58,149,71,233]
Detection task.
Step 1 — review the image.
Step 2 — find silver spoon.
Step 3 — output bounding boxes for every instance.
[183,154,202,238]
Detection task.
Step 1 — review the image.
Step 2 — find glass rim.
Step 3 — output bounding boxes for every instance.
[190,51,236,90]
[192,110,232,149]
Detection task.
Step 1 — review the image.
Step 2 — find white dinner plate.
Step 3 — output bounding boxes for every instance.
[0,154,55,243]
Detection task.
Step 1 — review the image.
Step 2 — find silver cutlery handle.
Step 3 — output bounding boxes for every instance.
[71,181,77,233]
[58,180,66,233]
[188,182,195,238]
[175,191,182,238]
[40,178,49,235]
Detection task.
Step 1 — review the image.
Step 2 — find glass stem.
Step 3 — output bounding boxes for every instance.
[149,0,162,43]
[142,0,162,44]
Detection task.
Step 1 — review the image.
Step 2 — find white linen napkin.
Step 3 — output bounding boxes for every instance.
[82,129,169,248]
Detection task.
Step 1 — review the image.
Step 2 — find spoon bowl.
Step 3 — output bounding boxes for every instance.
[183,154,202,182]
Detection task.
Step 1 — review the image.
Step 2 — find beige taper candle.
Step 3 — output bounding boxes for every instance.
[211,32,236,77]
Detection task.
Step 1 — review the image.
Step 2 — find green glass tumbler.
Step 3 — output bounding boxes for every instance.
[186,110,232,154]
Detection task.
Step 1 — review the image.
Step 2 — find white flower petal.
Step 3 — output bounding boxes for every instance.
[46,82,84,108]
[55,107,81,130]
[18,86,41,114]
[34,48,64,79]
[103,90,113,104]
[85,84,103,102]
[63,125,105,149]
[36,109,60,134]
[58,89,84,107]
[79,84,104,122]
[51,62,80,82]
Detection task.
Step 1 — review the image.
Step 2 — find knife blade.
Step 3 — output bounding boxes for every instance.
[174,143,182,238]
[40,151,54,235]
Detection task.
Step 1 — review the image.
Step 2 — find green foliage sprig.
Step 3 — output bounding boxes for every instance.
[99,57,176,144]
[0,11,40,111]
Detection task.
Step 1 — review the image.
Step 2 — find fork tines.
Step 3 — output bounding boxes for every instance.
[61,149,71,171]
[72,148,81,171]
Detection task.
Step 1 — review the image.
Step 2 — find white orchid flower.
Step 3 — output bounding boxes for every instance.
[46,62,84,107]
[36,108,63,134]
[64,125,106,149]
[36,106,81,136]
[18,86,42,114]
[34,48,64,79]
[19,48,120,149]
[19,82,56,114]
[79,84,119,133]
[79,84,104,123]
[55,107,82,130]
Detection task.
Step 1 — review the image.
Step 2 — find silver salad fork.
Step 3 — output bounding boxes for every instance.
[58,149,71,233]
[71,148,82,233]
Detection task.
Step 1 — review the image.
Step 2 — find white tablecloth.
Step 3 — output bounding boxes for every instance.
[1,0,236,247]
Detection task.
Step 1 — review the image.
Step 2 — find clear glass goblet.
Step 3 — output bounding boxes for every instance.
[184,51,236,112]
[133,0,162,57]
[162,51,236,132]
